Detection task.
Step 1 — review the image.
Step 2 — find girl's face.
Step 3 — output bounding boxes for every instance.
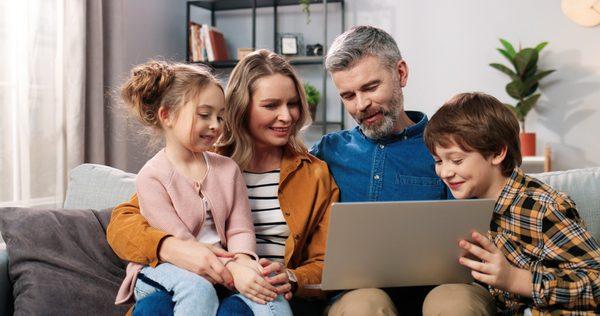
[171,83,225,153]
[247,74,300,150]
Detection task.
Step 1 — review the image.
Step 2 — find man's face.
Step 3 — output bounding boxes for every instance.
[331,55,408,139]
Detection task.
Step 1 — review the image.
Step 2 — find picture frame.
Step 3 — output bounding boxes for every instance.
[278,33,304,56]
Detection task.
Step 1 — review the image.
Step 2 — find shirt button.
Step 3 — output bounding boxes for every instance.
[404,135,408,140]
[374,175,380,180]
[379,144,385,149]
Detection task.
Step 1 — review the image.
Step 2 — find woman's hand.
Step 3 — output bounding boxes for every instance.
[158,237,234,286]
[259,258,293,300]
[458,231,533,297]
[228,260,279,304]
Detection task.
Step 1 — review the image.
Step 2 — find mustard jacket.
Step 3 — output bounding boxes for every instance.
[107,149,339,298]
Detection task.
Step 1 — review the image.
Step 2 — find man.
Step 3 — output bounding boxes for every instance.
[310,25,454,315]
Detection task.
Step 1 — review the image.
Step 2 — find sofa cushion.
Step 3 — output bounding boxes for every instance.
[64,164,136,210]
[531,167,600,241]
[0,207,131,315]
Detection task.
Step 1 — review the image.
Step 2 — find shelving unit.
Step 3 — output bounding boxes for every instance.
[522,146,552,174]
[186,0,345,135]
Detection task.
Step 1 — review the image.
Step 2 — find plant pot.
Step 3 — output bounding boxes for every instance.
[309,103,318,121]
[519,132,536,156]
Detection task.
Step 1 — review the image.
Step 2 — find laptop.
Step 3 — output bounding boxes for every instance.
[319,199,495,290]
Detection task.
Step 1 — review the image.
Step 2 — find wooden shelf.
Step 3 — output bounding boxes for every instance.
[522,146,552,174]
[187,0,346,135]
[189,0,343,12]
[191,56,323,68]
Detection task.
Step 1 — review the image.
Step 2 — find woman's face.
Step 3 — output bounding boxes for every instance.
[247,73,300,150]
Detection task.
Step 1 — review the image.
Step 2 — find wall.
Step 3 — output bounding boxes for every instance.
[104,0,189,173]
[115,0,600,172]
[344,0,600,171]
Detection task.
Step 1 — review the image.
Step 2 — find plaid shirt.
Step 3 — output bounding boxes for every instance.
[489,168,600,315]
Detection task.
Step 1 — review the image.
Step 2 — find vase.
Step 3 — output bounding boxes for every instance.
[519,132,536,156]
[309,103,318,121]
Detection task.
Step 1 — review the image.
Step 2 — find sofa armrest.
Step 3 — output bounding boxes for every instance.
[0,248,12,315]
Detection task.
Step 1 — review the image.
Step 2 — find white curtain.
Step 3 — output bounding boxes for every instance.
[0,0,86,207]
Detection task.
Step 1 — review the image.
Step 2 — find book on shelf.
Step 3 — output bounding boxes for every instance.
[188,22,205,62]
[189,23,228,63]
[207,27,228,62]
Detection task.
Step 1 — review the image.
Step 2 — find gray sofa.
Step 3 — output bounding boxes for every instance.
[0,164,599,314]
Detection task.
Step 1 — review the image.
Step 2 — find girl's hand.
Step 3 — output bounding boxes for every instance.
[259,258,293,300]
[228,261,279,304]
[458,231,533,297]
[233,254,264,273]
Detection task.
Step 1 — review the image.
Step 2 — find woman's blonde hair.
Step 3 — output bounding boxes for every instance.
[120,60,222,141]
[217,49,310,169]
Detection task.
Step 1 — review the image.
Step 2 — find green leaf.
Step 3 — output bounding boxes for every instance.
[499,39,516,58]
[524,83,539,98]
[534,42,548,53]
[517,94,541,118]
[489,63,518,80]
[522,69,555,94]
[506,80,525,99]
[524,64,537,80]
[497,49,515,66]
[514,48,538,76]
[505,103,524,121]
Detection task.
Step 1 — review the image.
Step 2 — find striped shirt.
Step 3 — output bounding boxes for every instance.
[490,168,600,315]
[243,170,289,263]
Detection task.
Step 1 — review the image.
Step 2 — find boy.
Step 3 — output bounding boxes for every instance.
[422,92,600,315]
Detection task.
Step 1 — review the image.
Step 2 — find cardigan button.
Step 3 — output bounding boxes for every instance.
[294,234,300,240]
[284,211,290,216]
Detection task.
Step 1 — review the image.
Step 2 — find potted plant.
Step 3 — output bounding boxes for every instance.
[304,82,321,121]
[300,0,312,24]
[490,38,555,156]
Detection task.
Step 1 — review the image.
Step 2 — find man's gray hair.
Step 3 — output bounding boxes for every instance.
[326,25,402,72]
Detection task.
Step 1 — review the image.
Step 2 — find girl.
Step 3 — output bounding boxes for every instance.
[107,51,339,315]
[114,60,292,316]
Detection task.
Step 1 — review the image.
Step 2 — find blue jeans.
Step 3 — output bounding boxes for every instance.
[133,263,292,316]
[132,291,254,316]
[232,292,292,316]
[135,263,219,316]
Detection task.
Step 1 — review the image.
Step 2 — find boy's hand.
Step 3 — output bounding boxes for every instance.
[228,261,279,304]
[458,231,533,297]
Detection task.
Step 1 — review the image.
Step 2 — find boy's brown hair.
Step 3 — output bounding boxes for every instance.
[424,92,522,176]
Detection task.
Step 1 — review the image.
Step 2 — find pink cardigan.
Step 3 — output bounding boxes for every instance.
[115,149,257,304]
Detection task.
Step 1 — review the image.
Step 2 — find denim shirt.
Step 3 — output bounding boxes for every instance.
[310,111,452,202]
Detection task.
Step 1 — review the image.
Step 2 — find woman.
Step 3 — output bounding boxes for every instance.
[107,49,339,315]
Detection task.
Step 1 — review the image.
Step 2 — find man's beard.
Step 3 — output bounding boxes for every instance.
[357,88,403,140]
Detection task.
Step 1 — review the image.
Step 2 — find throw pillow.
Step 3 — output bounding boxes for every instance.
[0,207,131,315]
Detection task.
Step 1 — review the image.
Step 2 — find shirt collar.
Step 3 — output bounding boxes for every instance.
[494,167,526,214]
[357,111,428,144]
[280,145,310,177]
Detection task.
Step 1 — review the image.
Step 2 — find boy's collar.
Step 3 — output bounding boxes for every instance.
[493,167,526,213]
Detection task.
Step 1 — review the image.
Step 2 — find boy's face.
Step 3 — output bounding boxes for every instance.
[433,142,505,200]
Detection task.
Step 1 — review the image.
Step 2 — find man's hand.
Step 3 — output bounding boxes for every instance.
[260,258,293,300]
[458,231,533,297]
[158,237,234,286]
